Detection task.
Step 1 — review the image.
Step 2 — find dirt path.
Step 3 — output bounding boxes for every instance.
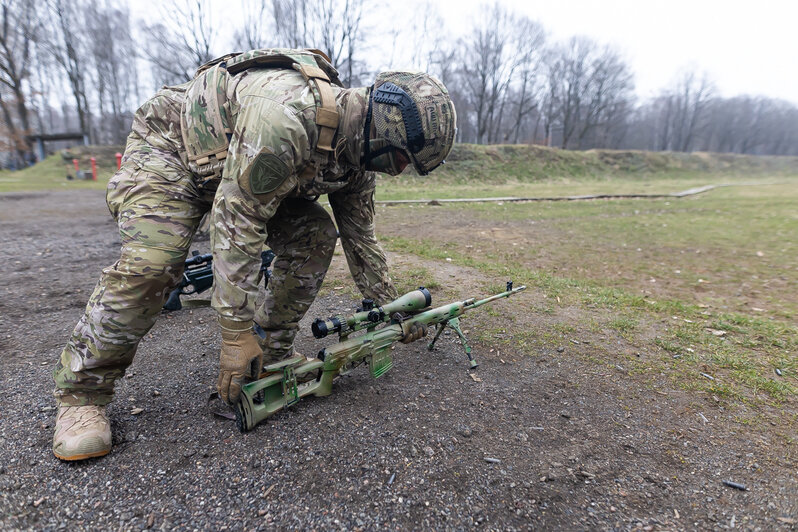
[373,182,787,205]
[0,190,795,530]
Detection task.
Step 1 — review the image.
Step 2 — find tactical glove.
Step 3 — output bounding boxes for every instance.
[218,318,263,405]
[400,321,428,344]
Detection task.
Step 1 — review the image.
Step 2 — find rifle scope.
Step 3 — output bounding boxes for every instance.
[311,287,432,339]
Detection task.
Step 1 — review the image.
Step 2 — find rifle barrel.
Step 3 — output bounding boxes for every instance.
[468,285,526,309]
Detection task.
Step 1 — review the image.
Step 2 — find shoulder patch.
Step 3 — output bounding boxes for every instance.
[249,152,290,194]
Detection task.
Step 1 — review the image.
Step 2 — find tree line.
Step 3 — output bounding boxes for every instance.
[2,0,797,168]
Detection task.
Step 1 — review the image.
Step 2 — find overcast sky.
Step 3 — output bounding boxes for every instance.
[438,0,798,104]
[136,0,798,105]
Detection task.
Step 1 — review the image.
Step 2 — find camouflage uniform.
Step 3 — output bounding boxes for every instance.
[54,53,397,406]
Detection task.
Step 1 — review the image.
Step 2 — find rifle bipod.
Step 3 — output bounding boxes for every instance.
[427,317,478,369]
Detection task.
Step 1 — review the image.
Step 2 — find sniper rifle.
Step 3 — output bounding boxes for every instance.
[163,249,275,311]
[235,282,526,432]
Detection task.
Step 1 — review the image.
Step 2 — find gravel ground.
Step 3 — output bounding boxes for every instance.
[0,190,795,531]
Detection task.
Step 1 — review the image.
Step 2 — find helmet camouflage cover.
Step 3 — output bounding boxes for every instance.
[370,71,456,175]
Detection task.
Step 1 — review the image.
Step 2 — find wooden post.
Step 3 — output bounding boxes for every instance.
[35,138,45,162]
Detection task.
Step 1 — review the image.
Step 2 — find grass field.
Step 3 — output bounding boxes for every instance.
[373,179,797,424]
[0,145,119,193]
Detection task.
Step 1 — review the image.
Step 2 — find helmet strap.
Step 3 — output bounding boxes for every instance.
[368,144,394,157]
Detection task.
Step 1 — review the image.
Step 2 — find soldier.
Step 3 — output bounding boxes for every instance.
[51,49,456,461]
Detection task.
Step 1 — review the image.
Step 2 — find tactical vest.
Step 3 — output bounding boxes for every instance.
[180,48,344,181]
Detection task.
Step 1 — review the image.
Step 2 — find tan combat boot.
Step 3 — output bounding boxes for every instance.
[52,405,112,461]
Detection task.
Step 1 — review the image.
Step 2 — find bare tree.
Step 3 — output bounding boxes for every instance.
[28,44,53,135]
[46,0,93,140]
[457,4,535,144]
[574,46,634,148]
[10,0,797,161]
[233,0,270,50]
[271,0,313,48]
[542,37,634,149]
[675,70,713,151]
[700,95,798,155]
[0,0,40,164]
[547,37,583,148]
[759,100,798,155]
[324,0,366,86]
[86,0,137,143]
[652,68,714,151]
[270,0,366,86]
[140,0,218,86]
[388,1,446,75]
[507,18,545,143]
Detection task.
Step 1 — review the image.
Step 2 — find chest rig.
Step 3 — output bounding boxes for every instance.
[180,49,344,184]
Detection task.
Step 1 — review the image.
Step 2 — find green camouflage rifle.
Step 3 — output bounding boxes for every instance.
[235,282,526,431]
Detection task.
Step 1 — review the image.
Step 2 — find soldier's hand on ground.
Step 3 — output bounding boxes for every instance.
[400,321,428,344]
[218,319,264,405]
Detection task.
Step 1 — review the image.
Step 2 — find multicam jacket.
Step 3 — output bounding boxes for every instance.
[207,57,398,321]
[135,50,398,322]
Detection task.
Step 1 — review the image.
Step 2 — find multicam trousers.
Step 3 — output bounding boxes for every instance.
[53,142,338,406]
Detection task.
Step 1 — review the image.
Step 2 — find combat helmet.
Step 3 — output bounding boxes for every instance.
[363,71,456,176]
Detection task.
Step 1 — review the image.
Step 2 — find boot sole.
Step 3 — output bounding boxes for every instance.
[53,448,111,461]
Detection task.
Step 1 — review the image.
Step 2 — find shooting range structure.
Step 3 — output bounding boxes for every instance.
[26,132,89,163]
[67,155,97,181]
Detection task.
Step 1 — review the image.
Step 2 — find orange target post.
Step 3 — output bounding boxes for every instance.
[115,152,122,170]
[90,157,97,181]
